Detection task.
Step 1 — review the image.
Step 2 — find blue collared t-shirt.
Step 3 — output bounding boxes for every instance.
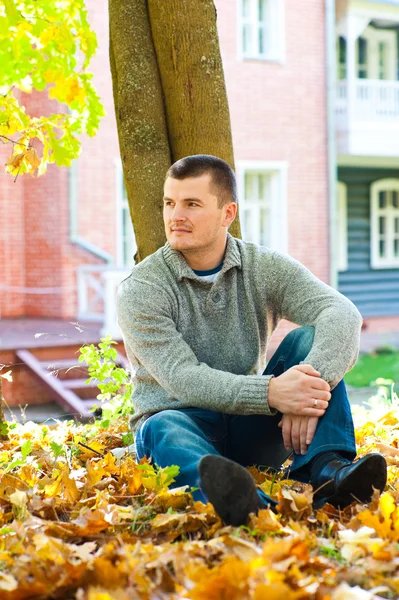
[192,262,223,283]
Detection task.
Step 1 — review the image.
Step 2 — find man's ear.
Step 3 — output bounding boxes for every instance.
[223,202,237,227]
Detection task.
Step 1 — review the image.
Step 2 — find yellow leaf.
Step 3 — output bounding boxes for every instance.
[62,470,80,503]
[69,541,97,563]
[102,452,119,474]
[187,557,250,600]
[250,508,282,533]
[339,526,384,561]
[72,507,117,535]
[276,488,313,519]
[9,489,27,509]
[24,147,41,170]
[18,465,39,487]
[33,534,66,565]
[152,487,192,513]
[119,457,143,495]
[380,491,395,522]
[76,437,105,460]
[49,75,86,105]
[357,492,398,541]
[151,511,209,535]
[40,25,60,48]
[6,151,25,171]
[86,459,106,487]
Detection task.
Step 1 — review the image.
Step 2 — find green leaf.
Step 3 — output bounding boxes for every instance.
[4,459,26,473]
[50,441,64,459]
[0,527,14,535]
[0,422,9,436]
[1,0,104,177]
[21,440,33,460]
[122,432,134,446]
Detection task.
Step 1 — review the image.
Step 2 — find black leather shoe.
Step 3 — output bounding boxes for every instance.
[198,455,277,526]
[312,453,387,509]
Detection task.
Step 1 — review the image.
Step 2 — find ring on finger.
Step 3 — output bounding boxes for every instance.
[313,398,318,408]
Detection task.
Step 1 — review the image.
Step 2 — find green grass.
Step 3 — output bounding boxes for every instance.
[344,349,399,388]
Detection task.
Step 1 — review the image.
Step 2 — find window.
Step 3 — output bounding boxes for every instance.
[116,162,137,268]
[337,36,347,80]
[240,0,284,62]
[354,26,397,81]
[237,161,287,252]
[371,179,399,269]
[337,182,348,272]
[357,37,368,79]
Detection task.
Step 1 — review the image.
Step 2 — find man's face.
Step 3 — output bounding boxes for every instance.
[163,174,235,253]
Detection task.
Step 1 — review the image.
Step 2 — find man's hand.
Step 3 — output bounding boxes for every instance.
[268,364,331,417]
[278,415,319,455]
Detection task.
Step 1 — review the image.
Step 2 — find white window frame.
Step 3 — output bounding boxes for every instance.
[357,26,397,81]
[236,160,288,253]
[115,159,137,268]
[336,27,397,82]
[370,178,399,269]
[237,0,285,63]
[337,181,348,272]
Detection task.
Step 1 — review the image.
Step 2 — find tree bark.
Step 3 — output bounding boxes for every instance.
[109,0,171,260]
[148,0,241,238]
[110,0,241,260]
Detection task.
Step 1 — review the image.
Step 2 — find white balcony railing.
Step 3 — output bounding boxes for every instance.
[77,265,130,339]
[336,79,399,122]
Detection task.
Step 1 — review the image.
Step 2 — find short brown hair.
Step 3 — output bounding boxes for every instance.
[166,154,237,208]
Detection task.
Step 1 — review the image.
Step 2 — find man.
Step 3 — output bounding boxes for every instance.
[117,154,386,526]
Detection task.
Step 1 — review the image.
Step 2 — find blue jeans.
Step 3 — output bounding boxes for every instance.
[135,326,356,503]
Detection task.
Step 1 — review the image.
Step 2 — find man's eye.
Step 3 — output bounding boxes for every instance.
[165,201,173,206]
[189,203,199,207]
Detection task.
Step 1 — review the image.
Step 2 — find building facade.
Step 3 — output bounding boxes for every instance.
[336,0,399,333]
[0,0,398,347]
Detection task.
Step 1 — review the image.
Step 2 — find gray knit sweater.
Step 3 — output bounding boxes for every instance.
[117,234,362,433]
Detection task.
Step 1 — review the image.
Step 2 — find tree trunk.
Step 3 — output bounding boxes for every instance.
[109,0,171,260]
[148,0,241,239]
[110,0,241,260]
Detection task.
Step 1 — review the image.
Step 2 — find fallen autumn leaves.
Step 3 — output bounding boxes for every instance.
[0,402,398,600]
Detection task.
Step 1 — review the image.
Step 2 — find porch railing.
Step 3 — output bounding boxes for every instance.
[77,266,130,339]
[336,79,399,122]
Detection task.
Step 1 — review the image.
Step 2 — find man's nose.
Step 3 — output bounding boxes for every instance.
[170,206,186,221]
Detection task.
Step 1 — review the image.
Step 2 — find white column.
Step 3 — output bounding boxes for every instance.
[341,15,370,149]
[101,270,130,339]
[77,266,88,319]
[345,22,356,128]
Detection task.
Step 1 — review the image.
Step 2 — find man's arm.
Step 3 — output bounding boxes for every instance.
[117,277,277,415]
[270,251,363,391]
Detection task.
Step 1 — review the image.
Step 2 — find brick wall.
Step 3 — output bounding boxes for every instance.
[0,142,26,317]
[73,0,120,262]
[216,0,329,283]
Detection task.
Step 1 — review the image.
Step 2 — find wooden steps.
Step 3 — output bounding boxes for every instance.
[16,349,129,420]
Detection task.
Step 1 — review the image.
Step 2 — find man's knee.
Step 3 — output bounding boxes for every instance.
[284,326,315,361]
[136,410,181,459]
[139,409,190,446]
